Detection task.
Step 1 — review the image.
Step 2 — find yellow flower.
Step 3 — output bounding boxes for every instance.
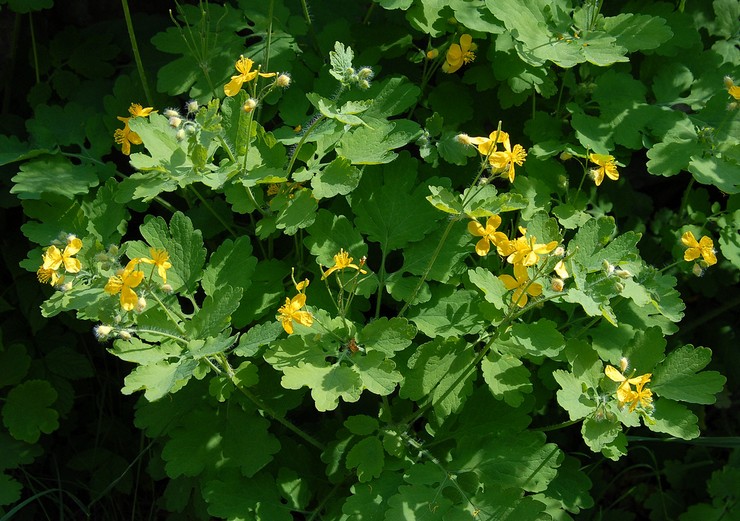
[475,130,508,157]
[36,266,63,286]
[140,248,172,283]
[553,259,569,279]
[505,231,558,267]
[105,259,145,311]
[589,153,619,186]
[127,103,155,118]
[489,136,527,182]
[224,55,277,97]
[725,76,740,100]
[681,231,717,266]
[467,216,507,256]
[605,365,653,412]
[442,34,476,73]
[277,293,313,334]
[499,263,542,308]
[42,237,83,273]
[321,249,368,279]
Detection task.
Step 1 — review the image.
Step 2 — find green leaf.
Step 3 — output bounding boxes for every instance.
[346,436,384,482]
[481,352,532,407]
[121,358,198,401]
[356,317,415,356]
[581,416,623,459]
[0,345,31,388]
[452,430,560,492]
[352,351,403,396]
[10,156,99,200]
[554,370,596,421]
[272,188,318,235]
[329,41,355,83]
[162,407,279,478]
[361,77,420,119]
[649,399,700,440]
[108,338,182,365]
[2,380,58,443]
[344,415,379,436]
[400,337,477,419]
[468,267,509,311]
[652,345,726,404]
[311,156,362,199]
[82,179,129,244]
[401,220,471,283]
[426,185,463,215]
[511,319,565,358]
[688,155,740,194]
[304,210,367,267]
[234,321,283,358]
[545,455,594,513]
[45,347,94,380]
[282,363,362,412]
[604,13,673,52]
[351,153,441,252]
[201,236,257,296]
[409,287,486,338]
[337,119,421,165]
[187,286,242,338]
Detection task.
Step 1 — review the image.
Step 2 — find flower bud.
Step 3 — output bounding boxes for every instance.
[163,108,180,118]
[60,282,73,292]
[176,129,186,141]
[456,133,472,145]
[724,76,735,89]
[276,73,291,88]
[426,49,439,59]
[169,116,183,128]
[118,330,132,340]
[243,98,258,113]
[186,99,199,114]
[619,357,629,372]
[161,283,173,293]
[559,151,573,161]
[358,79,371,90]
[692,263,705,277]
[614,281,624,292]
[94,325,113,341]
[135,297,147,313]
[615,269,632,279]
[551,278,565,292]
[108,244,119,255]
[602,260,614,275]
[357,67,374,80]
[553,246,565,257]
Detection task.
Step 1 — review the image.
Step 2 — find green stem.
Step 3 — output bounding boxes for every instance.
[286,115,327,176]
[299,0,322,56]
[187,185,238,237]
[217,355,325,451]
[147,293,187,335]
[134,327,187,345]
[28,13,40,84]
[533,418,582,432]
[678,178,695,221]
[374,248,388,319]
[121,0,153,106]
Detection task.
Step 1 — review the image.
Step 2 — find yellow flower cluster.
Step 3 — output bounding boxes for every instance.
[468,219,562,308]
[277,272,313,335]
[459,130,527,182]
[37,235,83,287]
[114,103,155,156]
[104,248,171,311]
[605,363,653,413]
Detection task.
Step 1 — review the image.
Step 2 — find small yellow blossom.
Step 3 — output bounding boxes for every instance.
[105,259,145,311]
[681,231,717,266]
[589,153,619,186]
[113,104,154,156]
[725,76,740,101]
[499,263,542,308]
[140,248,172,284]
[489,137,527,182]
[605,365,653,412]
[224,55,277,97]
[506,232,558,267]
[42,237,83,273]
[321,249,368,279]
[467,215,507,256]
[277,293,313,334]
[442,34,476,73]
[36,266,63,286]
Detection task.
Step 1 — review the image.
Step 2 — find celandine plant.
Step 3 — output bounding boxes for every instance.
[3,0,739,519]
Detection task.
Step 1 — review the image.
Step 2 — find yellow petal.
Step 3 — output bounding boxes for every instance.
[605,365,626,383]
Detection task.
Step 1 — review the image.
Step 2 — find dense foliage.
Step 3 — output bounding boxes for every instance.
[1,0,738,519]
